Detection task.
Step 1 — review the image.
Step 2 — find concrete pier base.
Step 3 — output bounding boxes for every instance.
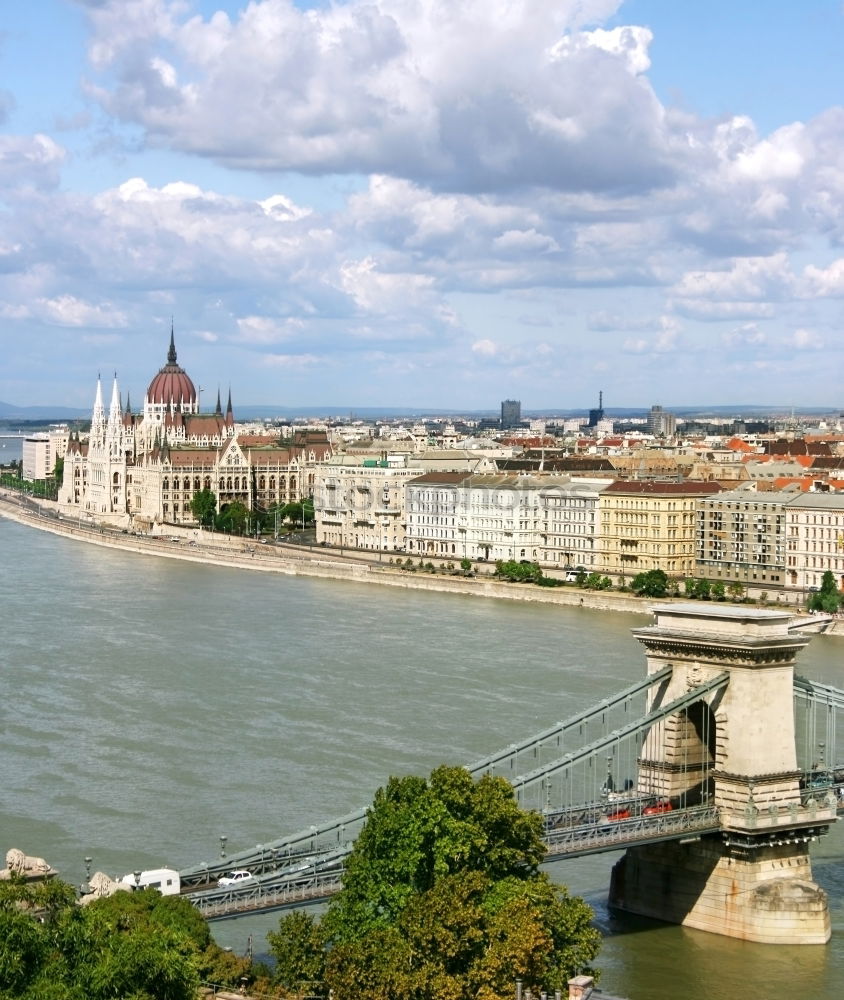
[609,837,830,944]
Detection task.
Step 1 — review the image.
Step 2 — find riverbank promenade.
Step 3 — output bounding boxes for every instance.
[1,489,840,631]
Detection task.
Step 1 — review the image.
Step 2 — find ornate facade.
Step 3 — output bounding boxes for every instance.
[59,329,331,527]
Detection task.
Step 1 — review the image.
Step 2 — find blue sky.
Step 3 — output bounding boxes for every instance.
[2,1,844,412]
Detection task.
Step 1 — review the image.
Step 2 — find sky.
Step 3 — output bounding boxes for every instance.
[3,1,844,412]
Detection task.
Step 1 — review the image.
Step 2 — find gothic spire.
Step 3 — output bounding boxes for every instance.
[167,319,177,365]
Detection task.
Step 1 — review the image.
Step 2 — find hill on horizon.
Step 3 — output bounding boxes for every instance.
[1,399,841,422]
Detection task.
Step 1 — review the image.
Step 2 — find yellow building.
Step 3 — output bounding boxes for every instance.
[599,481,722,584]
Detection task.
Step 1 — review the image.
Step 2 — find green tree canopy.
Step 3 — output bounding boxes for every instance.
[272,765,601,1000]
[630,569,668,597]
[215,500,249,534]
[190,488,217,527]
[809,569,842,613]
[495,560,543,583]
[0,877,248,1000]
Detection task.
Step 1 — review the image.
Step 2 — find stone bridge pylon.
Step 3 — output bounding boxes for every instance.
[609,604,836,944]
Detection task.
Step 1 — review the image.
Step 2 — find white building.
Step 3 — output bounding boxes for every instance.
[405,472,607,566]
[23,428,68,481]
[539,477,613,572]
[313,458,421,551]
[784,492,844,593]
[58,328,330,526]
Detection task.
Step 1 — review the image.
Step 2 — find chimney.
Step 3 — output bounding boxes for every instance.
[568,976,594,1000]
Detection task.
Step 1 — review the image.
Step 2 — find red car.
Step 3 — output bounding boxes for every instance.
[643,800,673,815]
[604,807,631,821]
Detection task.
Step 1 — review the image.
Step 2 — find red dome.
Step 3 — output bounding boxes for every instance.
[147,329,197,407]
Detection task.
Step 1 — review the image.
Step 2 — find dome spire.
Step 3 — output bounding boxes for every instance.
[167,319,177,365]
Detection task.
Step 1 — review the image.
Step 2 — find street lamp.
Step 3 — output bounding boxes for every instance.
[220,834,227,858]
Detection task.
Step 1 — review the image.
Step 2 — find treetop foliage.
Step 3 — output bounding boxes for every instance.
[0,876,249,1000]
[269,765,601,1000]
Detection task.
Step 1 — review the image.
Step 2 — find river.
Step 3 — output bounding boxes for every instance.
[0,516,841,999]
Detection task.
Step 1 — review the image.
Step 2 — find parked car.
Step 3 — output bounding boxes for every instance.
[218,869,253,887]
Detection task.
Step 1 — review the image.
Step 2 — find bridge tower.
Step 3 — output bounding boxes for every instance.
[609,604,835,944]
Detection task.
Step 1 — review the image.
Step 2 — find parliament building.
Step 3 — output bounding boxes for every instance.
[58,328,330,529]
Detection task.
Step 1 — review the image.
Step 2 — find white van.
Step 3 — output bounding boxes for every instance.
[119,867,181,896]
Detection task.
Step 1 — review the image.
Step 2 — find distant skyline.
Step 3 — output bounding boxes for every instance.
[3,1,844,410]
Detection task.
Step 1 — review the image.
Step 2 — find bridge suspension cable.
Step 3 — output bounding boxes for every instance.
[179,665,676,888]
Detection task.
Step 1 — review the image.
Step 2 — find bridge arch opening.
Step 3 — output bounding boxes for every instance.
[638,698,717,808]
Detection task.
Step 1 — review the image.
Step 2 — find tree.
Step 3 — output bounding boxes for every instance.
[267,910,326,993]
[711,581,726,601]
[190,488,217,527]
[583,573,612,591]
[215,500,249,534]
[684,578,710,600]
[809,570,842,613]
[495,560,543,584]
[0,879,213,1000]
[309,766,600,1000]
[630,569,668,598]
[280,498,315,528]
[727,581,745,602]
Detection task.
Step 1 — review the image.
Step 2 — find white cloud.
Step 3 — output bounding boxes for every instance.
[0,133,66,188]
[802,258,844,297]
[340,256,437,314]
[35,295,126,328]
[622,325,678,354]
[79,0,677,193]
[722,323,766,347]
[671,254,792,319]
[471,338,498,357]
[262,352,322,369]
[235,315,305,345]
[493,229,560,254]
[791,327,824,350]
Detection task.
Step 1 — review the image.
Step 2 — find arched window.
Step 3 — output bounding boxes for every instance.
[204,477,211,490]
[194,477,201,491]
[269,476,276,490]
[226,477,232,490]
[163,478,170,491]
[259,476,266,490]
[234,476,240,490]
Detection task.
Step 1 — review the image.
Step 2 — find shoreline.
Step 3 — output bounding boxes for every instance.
[2,492,839,628]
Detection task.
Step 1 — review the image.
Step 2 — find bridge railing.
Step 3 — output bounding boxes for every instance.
[720,787,840,834]
[543,805,721,859]
[189,869,343,919]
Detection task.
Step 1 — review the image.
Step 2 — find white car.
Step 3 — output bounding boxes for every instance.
[218,869,253,887]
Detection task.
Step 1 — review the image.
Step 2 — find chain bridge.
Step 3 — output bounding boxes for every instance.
[175,605,842,944]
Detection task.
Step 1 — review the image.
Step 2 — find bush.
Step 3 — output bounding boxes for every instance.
[495,560,544,584]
